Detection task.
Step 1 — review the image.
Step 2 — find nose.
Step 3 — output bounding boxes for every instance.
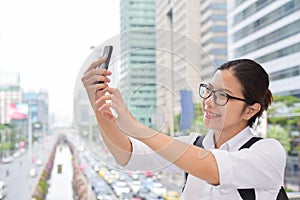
[203,93,215,107]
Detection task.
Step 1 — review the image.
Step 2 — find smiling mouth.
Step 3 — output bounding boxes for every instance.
[205,110,221,119]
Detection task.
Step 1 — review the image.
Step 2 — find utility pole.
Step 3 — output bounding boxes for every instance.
[28,102,32,164]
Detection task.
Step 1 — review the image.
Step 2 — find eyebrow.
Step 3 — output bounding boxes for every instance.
[208,83,234,95]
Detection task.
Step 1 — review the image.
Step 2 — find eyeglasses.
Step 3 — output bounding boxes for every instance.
[199,83,248,106]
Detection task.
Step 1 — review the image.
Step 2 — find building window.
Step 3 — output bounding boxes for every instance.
[233,0,273,25]
[270,65,300,81]
[256,42,300,63]
[233,0,300,42]
[234,19,300,57]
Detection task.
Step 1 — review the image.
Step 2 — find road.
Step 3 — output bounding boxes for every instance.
[0,134,57,200]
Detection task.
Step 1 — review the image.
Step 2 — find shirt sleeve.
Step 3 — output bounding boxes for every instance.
[211,138,286,189]
[125,133,199,172]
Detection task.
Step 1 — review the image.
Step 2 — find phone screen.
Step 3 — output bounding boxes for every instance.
[98,46,113,69]
[96,46,113,84]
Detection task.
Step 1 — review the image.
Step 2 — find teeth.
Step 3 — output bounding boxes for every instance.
[206,111,219,117]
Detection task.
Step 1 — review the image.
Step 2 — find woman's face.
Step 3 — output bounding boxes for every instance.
[201,69,249,135]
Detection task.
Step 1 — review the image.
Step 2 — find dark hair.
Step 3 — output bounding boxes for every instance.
[217,59,273,127]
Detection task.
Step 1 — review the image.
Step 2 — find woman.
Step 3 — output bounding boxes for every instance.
[82,58,286,199]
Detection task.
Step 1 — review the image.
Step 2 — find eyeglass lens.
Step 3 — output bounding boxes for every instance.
[199,84,228,106]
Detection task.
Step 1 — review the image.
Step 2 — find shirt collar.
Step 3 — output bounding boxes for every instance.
[202,127,256,151]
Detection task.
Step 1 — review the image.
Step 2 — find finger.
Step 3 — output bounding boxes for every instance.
[95,84,109,92]
[106,87,119,95]
[85,57,107,73]
[98,101,112,112]
[95,86,109,96]
[84,75,111,87]
[82,68,112,85]
[101,69,112,76]
[102,110,114,120]
[82,69,99,84]
[95,93,112,104]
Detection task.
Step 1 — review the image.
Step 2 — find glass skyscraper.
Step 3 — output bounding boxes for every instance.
[120,0,157,127]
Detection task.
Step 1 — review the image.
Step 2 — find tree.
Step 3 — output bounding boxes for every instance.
[267,125,291,153]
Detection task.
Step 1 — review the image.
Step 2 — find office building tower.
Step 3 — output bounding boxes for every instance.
[120,0,157,127]
[200,0,228,79]
[156,0,227,134]
[23,90,49,131]
[228,0,300,97]
[0,71,22,124]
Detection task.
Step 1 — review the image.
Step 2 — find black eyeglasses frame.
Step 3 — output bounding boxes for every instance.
[199,83,248,106]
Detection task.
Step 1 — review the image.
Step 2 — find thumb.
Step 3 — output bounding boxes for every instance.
[102,110,115,121]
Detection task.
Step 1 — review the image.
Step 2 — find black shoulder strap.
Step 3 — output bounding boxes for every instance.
[184,135,288,200]
[238,137,262,150]
[182,135,206,191]
[237,137,262,199]
[239,186,288,200]
[237,137,288,200]
[193,135,206,147]
[277,186,289,200]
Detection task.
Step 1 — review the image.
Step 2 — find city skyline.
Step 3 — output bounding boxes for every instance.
[0,0,120,125]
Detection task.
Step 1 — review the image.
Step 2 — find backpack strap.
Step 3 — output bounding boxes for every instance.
[237,137,262,199]
[184,135,288,199]
[193,135,206,147]
[238,137,262,150]
[184,135,206,180]
[182,135,206,191]
[277,186,289,200]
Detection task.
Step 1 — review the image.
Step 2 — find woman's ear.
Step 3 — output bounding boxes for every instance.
[244,103,261,120]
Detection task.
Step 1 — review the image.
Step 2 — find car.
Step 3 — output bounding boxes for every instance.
[95,188,114,200]
[135,187,150,200]
[132,198,143,200]
[35,158,43,166]
[112,181,131,197]
[29,168,37,178]
[288,192,300,199]
[163,191,180,200]
[135,187,164,200]
[1,156,13,164]
[20,148,26,154]
[91,178,107,191]
[130,180,143,194]
[96,193,114,200]
[121,192,133,200]
[151,182,167,196]
[13,150,21,158]
[144,177,153,191]
[0,181,7,200]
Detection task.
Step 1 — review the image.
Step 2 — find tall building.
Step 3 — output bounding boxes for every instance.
[0,71,22,124]
[228,0,300,97]
[23,90,49,131]
[0,86,23,124]
[200,0,228,80]
[120,0,157,127]
[156,0,227,134]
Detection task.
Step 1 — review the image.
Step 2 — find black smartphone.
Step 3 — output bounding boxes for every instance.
[98,45,113,69]
[96,45,113,84]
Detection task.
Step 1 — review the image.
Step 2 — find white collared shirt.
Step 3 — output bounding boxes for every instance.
[125,127,286,200]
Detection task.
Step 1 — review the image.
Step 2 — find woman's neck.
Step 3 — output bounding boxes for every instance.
[213,126,248,148]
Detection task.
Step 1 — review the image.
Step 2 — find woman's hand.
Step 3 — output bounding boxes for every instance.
[81,57,112,110]
[96,87,158,139]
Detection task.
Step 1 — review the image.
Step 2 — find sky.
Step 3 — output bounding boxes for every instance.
[0,0,120,126]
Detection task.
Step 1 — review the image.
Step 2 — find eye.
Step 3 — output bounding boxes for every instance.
[216,91,228,100]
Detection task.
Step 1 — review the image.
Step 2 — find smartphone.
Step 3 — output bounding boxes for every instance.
[98,45,113,70]
[96,45,113,84]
